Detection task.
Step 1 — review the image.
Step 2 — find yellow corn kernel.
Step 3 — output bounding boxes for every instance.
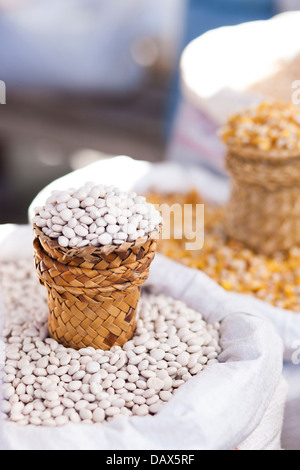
[284,285,295,297]
[220,280,233,291]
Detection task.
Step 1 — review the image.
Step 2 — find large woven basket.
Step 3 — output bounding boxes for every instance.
[224,145,300,255]
[33,225,159,350]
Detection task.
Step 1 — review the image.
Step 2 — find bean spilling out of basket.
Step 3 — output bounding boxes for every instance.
[1,259,221,427]
[33,182,163,248]
[146,190,300,312]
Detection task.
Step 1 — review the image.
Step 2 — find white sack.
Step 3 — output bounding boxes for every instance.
[0,225,286,450]
[168,11,300,175]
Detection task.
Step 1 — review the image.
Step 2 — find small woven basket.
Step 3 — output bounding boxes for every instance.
[224,145,300,255]
[33,225,159,350]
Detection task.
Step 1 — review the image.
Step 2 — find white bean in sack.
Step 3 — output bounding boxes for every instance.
[0,259,221,427]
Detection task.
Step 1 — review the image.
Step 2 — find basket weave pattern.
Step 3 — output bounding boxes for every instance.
[33,226,158,350]
[225,147,300,255]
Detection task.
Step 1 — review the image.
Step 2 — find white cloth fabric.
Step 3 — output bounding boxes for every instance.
[238,377,288,451]
[0,226,286,449]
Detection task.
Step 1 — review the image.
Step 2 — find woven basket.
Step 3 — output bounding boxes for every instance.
[224,145,300,255]
[33,225,159,350]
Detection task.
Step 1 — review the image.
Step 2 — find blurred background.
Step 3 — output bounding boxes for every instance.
[0,0,299,224]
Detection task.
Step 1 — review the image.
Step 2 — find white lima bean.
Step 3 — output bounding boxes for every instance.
[1,259,221,427]
[33,183,162,248]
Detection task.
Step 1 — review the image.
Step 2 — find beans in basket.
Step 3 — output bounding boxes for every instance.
[33,182,162,248]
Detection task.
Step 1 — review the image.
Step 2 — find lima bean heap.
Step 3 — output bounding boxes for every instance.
[33,182,162,248]
[0,259,221,427]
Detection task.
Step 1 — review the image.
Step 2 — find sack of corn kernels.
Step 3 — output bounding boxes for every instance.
[168,11,300,176]
[0,222,287,450]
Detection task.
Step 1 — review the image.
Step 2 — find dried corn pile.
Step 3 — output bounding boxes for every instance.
[0,258,221,427]
[220,100,300,152]
[147,190,300,312]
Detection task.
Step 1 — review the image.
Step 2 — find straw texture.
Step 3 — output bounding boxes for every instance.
[33,225,159,350]
[224,146,300,255]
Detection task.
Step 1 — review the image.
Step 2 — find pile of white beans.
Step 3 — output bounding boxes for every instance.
[0,259,221,427]
[33,182,162,248]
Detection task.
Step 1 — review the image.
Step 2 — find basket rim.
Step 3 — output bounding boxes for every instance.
[227,145,300,163]
[33,224,161,258]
